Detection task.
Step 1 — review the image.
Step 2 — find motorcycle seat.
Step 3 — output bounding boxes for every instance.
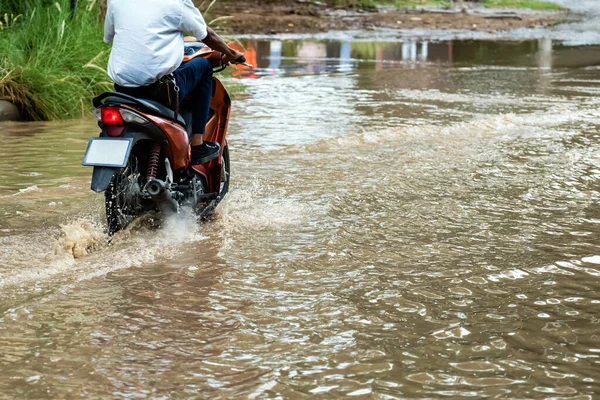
[93,92,186,127]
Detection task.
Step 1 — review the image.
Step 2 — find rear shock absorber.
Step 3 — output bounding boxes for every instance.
[147,143,162,180]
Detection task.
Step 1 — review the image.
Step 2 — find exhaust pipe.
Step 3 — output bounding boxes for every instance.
[144,179,178,214]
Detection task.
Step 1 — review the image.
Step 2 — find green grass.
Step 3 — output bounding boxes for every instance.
[0,0,57,15]
[0,0,112,120]
[482,0,562,10]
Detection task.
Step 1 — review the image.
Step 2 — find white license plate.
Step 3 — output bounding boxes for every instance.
[82,138,133,168]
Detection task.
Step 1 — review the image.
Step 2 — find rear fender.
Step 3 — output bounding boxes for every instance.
[90,132,155,193]
[91,166,120,193]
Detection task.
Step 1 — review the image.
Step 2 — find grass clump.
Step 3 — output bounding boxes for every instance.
[0,0,111,120]
[482,0,562,10]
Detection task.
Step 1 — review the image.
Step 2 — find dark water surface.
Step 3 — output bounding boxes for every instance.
[1,39,600,398]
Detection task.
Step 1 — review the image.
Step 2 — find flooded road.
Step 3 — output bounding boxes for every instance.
[1,39,600,398]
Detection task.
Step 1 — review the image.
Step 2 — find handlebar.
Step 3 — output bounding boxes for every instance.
[183,45,253,72]
[213,54,253,73]
[233,55,253,68]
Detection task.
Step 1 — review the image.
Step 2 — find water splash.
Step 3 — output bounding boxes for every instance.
[58,219,107,259]
[217,181,309,233]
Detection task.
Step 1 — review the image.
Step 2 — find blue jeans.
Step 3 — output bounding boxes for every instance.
[173,57,213,135]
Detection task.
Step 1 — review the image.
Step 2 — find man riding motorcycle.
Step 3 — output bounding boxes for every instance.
[103,0,244,165]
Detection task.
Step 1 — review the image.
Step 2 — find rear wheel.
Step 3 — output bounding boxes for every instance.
[105,155,144,235]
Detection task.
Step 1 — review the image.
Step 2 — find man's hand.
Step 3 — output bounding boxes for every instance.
[202,28,245,65]
[222,49,245,66]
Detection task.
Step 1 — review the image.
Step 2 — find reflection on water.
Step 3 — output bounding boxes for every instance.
[1,39,600,398]
[235,38,600,78]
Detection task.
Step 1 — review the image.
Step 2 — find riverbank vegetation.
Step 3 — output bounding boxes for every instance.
[0,0,110,120]
[480,0,562,10]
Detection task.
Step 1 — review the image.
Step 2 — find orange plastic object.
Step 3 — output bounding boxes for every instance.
[201,78,231,192]
[146,114,190,170]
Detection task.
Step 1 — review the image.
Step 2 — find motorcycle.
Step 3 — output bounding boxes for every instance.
[82,43,246,235]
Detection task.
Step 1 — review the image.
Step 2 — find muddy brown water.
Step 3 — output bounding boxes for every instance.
[1,39,600,398]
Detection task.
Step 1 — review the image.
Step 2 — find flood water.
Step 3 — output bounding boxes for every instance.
[1,39,600,398]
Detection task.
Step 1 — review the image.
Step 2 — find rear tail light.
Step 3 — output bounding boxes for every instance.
[100,107,125,125]
[120,109,148,124]
[94,106,149,137]
[94,107,148,125]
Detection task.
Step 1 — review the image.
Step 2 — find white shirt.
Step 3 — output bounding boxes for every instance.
[104,0,208,87]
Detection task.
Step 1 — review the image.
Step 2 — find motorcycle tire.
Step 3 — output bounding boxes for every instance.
[105,155,143,236]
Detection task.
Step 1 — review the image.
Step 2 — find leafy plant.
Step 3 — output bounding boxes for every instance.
[0,0,111,120]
